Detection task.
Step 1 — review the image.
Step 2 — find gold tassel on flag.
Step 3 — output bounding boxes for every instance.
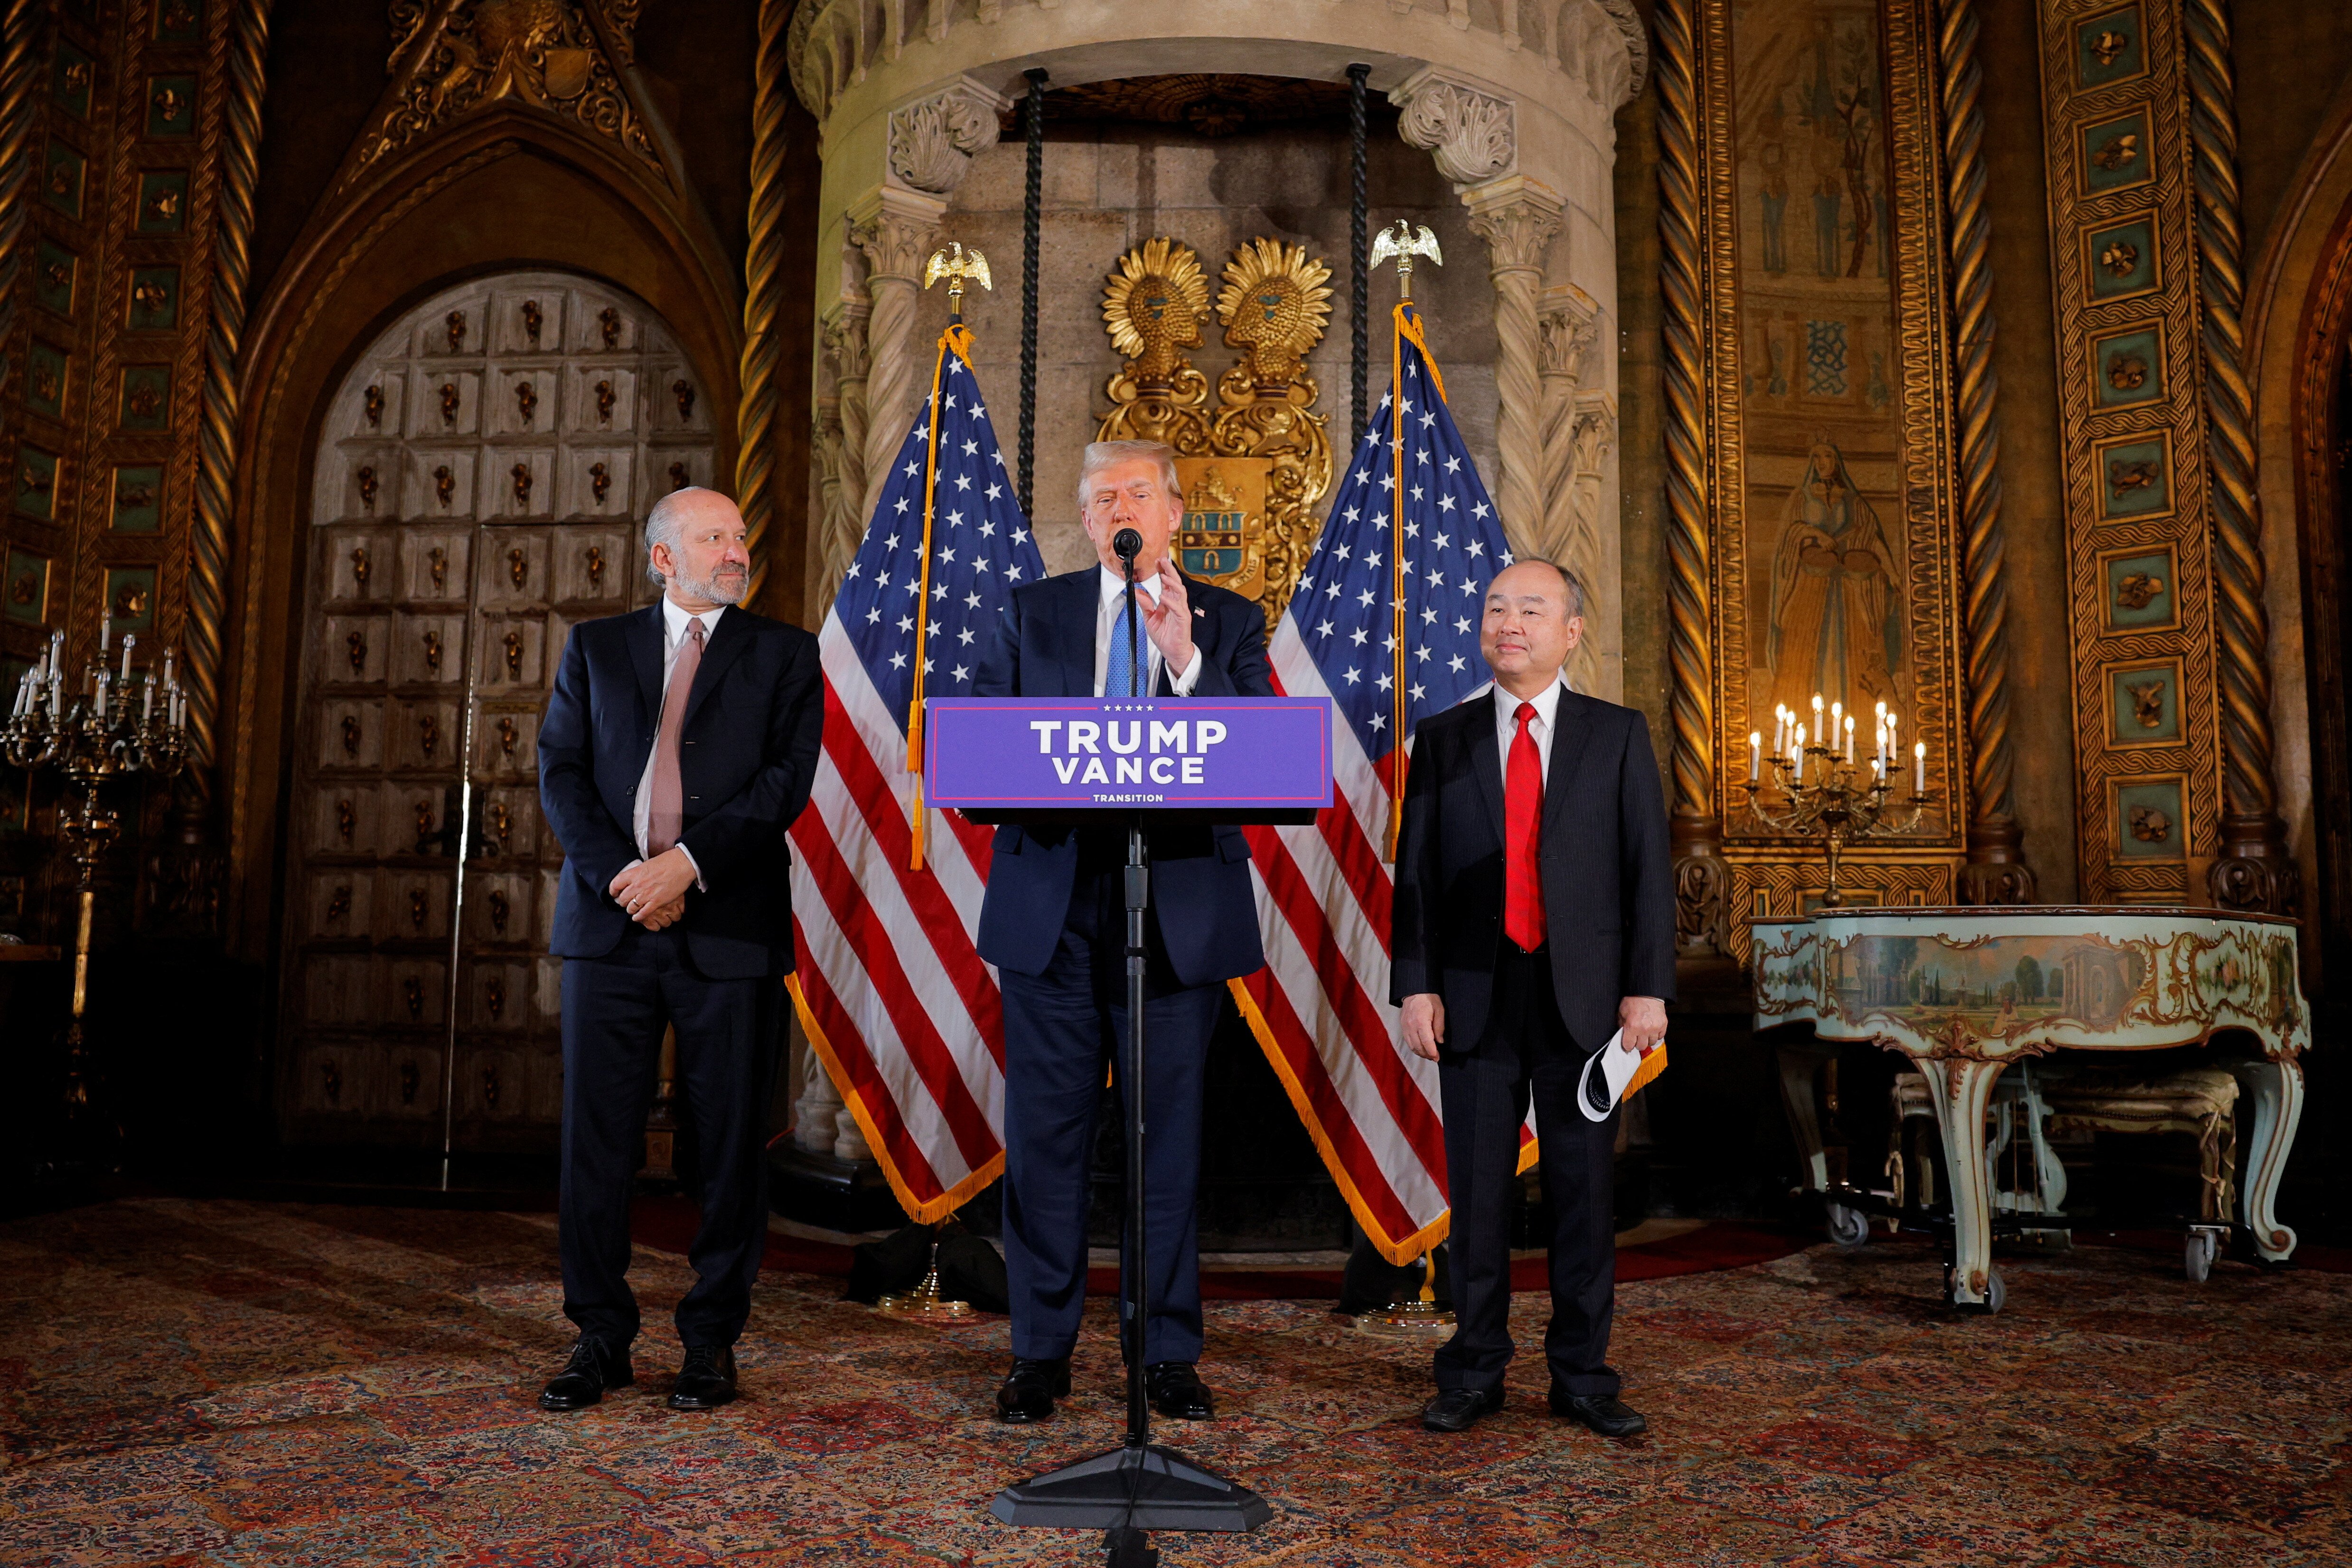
[904,243,993,870]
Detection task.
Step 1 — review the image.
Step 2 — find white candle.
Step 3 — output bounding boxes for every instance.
[99,613,111,655]
[162,647,174,689]
[1811,693,1824,728]
[10,671,28,718]
[120,632,136,683]
[1914,740,1926,794]
[94,671,108,723]
[141,676,155,726]
[1830,699,1842,739]
[1749,730,1762,780]
[1844,714,1855,764]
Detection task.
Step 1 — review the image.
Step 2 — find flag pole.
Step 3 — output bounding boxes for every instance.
[909,243,993,870]
[1370,221,1443,860]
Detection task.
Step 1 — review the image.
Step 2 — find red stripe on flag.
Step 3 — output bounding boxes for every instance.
[1244,825,1449,1180]
[1314,799,1393,957]
[791,810,1000,1172]
[788,914,947,1200]
[817,680,1005,1066]
[1243,970,1424,1243]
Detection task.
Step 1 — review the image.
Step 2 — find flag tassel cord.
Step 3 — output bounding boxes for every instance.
[905,324,974,870]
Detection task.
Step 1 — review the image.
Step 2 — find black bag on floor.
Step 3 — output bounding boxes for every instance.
[1336,1237,1451,1316]
[843,1223,931,1304]
[935,1233,1011,1314]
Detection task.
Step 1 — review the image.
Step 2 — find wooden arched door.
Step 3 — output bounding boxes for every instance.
[279,271,717,1152]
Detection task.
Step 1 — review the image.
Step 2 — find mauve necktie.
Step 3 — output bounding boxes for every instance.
[648,616,705,856]
[1504,700,1547,952]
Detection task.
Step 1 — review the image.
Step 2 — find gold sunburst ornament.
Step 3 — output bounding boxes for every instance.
[1099,238,1212,449]
[1215,237,1333,389]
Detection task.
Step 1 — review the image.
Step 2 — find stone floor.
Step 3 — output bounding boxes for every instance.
[2,1198,2347,1566]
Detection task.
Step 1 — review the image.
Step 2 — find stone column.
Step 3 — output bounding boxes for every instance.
[1392,67,1562,554]
[1535,282,1601,570]
[815,293,871,605]
[1463,175,1565,552]
[1567,388,1618,694]
[850,184,946,526]
[850,76,1007,527]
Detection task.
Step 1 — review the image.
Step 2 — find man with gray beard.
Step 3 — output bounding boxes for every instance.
[535,487,823,1412]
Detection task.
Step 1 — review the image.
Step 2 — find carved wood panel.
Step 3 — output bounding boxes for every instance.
[280,271,708,1147]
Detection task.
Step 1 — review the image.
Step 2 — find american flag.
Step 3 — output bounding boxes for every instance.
[1230,302,1532,1264]
[787,329,1043,1221]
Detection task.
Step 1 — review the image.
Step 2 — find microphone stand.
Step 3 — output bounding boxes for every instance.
[993,543,1270,1563]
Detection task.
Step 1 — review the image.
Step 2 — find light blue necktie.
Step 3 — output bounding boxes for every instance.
[1104,588,1143,698]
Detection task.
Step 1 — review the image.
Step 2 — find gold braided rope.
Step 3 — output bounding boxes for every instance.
[734,0,789,611]
[1656,0,1712,832]
[185,0,272,787]
[2183,0,2286,861]
[1936,0,2031,900]
[0,0,43,423]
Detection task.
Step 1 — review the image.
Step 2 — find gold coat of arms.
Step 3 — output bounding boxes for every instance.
[1098,236,1333,628]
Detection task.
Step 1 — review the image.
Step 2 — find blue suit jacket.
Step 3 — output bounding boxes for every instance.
[537,603,823,980]
[971,567,1274,987]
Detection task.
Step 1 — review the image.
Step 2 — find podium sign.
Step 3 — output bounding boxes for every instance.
[922,696,1331,811]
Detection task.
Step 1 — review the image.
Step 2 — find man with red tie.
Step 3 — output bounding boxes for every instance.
[1390,560,1675,1437]
[536,487,822,1413]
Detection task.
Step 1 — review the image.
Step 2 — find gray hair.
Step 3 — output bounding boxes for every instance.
[1076,439,1181,516]
[644,485,717,585]
[1497,557,1588,620]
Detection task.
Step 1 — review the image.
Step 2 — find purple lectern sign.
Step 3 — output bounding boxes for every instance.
[921,697,1333,810]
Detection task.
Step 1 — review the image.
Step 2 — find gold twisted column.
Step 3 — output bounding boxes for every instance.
[1937,0,2033,905]
[2185,0,2296,914]
[186,0,273,794]
[1655,0,1728,957]
[734,0,791,610]
[1463,175,1563,552]
[0,0,44,425]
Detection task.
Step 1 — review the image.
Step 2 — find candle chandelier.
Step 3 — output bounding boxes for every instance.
[1743,693,1933,908]
[4,618,192,1130]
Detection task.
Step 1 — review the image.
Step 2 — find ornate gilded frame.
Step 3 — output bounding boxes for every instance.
[1675,0,1971,952]
[2033,0,2221,903]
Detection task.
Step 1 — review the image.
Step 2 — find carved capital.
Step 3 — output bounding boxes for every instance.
[1391,66,1516,187]
[2207,814,2301,916]
[847,185,948,281]
[1538,282,1601,379]
[886,76,1009,196]
[820,299,871,383]
[1958,817,2038,906]
[1569,388,1617,470]
[1463,174,1564,275]
[1670,817,1733,959]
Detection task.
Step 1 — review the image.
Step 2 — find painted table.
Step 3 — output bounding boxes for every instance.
[1752,906,2309,1311]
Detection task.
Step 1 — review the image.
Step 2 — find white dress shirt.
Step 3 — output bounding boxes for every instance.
[1093,565,1204,698]
[628,597,723,882]
[1491,675,1568,784]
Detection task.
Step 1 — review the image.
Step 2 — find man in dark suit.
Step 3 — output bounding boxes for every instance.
[1391,560,1674,1438]
[535,487,822,1413]
[973,439,1272,1424]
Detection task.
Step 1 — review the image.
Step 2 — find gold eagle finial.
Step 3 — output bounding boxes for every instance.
[1369,221,1443,299]
[922,241,992,316]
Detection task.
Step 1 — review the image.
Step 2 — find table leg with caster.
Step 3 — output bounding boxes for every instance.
[1921,1054,2008,1313]
[2229,1057,2304,1265]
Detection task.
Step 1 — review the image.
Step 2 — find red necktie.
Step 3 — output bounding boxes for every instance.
[1505,700,1546,952]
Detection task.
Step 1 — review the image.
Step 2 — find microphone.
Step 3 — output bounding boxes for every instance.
[1111,530,1144,697]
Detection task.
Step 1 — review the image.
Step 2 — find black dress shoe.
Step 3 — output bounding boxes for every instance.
[668,1344,739,1410]
[1550,1387,1647,1437]
[539,1336,633,1411]
[1421,1387,1502,1432]
[1145,1362,1215,1421]
[995,1357,1071,1423]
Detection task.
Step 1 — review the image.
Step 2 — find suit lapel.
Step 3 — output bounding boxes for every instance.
[625,606,664,733]
[1053,569,1101,697]
[1468,699,1508,845]
[682,608,752,727]
[1544,688,1595,826]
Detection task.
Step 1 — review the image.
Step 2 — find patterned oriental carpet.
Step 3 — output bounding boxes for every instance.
[3,1200,2348,1567]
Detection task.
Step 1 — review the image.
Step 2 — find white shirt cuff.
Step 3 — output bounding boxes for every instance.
[675,843,706,892]
[1169,646,1203,696]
